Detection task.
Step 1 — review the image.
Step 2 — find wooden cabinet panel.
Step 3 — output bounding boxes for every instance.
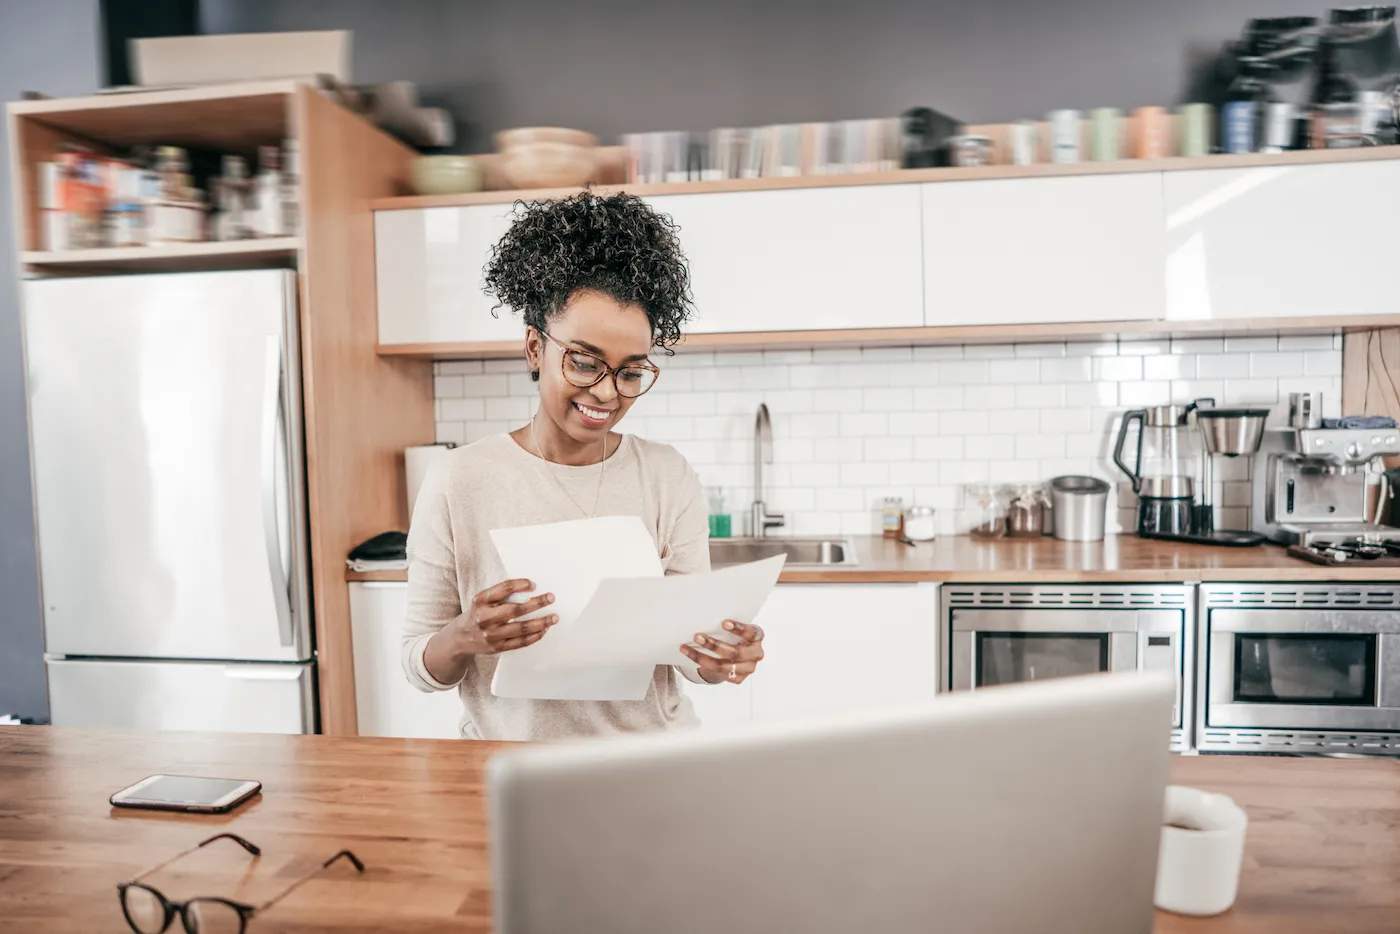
[921,174,1165,326]
[1164,161,1400,321]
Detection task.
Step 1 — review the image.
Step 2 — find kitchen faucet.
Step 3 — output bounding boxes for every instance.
[751,403,785,538]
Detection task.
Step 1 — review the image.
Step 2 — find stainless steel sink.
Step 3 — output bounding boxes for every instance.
[709,537,857,569]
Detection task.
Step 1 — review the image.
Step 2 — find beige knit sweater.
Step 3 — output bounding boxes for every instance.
[401,433,714,740]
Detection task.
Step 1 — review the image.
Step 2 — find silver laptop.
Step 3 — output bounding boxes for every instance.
[489,671,1174,934]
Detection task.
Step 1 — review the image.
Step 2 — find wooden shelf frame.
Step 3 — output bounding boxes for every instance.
[369,144,1400,212]
[22,237,301,273]
[378,314,1400,362]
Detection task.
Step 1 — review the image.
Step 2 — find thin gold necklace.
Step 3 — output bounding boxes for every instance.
[529,414,608,518]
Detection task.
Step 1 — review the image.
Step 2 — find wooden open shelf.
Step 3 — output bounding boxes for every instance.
[21,237,301,274]
[377,314,1400,361]
[9,80,300,151]
[369,144,1400,212]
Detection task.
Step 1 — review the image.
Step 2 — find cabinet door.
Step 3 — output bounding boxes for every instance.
[348,582,465,738]
[921,174,1165,326]
[749,583,938,721]
[1164,161,1400,321]
[648,185,925,334]
[375,206,526,345]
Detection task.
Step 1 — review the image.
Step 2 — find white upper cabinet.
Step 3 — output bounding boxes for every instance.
[1163,160,1400,321]
[647,185,925,334]
[921,174,1165,326]
[375,205,526,345]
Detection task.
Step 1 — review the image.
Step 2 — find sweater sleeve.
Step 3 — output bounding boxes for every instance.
[401,460,465,693]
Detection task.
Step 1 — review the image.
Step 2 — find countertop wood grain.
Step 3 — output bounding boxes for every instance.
[3,727,1397,933]
[346,534,1400,584]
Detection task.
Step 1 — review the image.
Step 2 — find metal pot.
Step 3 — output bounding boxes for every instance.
[1049,475,1110,542]
[1196,408,1269,456]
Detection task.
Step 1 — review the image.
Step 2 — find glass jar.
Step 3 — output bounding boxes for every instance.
[969,484,1006,540]
[882,496,905,538]
[1008,485,1046,538]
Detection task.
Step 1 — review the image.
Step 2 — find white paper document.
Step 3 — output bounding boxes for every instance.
[489,516,662,702]
[485,517,785,701]
[528,555,787,671]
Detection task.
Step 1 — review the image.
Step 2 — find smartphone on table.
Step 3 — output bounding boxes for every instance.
[110,775,262,814]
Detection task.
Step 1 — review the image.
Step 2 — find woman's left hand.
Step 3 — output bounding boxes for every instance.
[680,621,765,685]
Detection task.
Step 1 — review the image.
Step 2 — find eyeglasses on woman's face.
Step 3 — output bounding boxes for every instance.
[536,329,660,398]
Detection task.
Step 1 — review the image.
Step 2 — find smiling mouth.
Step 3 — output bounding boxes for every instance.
[572,401,615,423]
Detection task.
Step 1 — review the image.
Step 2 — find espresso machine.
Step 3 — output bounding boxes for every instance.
[1253,393,1400,556]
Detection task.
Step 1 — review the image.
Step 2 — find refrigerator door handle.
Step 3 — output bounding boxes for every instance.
[262,335,295,648]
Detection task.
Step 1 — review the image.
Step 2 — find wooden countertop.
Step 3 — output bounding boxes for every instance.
[346,534,1400,584]
[4,727,1397,933]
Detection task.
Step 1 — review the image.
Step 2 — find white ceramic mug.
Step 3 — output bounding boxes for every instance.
[1008,121,1037,165]
[1154,785,1248,916]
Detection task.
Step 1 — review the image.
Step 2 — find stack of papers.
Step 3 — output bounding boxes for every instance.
[488,517,784,701]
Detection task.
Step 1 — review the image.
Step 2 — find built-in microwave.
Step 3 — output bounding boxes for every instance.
[1197,584,1400,756]
[940,585,1194,751]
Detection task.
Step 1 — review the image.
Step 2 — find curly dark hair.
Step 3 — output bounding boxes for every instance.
[482,191,694,361]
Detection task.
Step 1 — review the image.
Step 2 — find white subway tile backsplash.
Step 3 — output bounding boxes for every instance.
[938,360,990,384]
[1041,357,1093,382]
[1197,354,1250,378]
[1015,342,1067,358]
[1118,339,1171,356]
[463,374,510,396]
[1093,357,1142,382]
[1119,381,1171,407]
[964,343,1016,359]
[1250,352,1306,378]
[434,375,465,398]
[989,359,1040,384]
[1224,335,1279,353]
[434,338,1342,533]
[1277,334,1336,351]
[1304,351,1342,376]
[1143,355,1196,381]
[863,388,914,412]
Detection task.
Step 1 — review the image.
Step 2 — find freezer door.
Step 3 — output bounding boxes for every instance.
[24,270,310,661]
[46,658,314,733]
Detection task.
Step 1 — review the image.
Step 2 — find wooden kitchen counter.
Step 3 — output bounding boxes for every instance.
[3,727,1397,933]
[347,534,1400,584]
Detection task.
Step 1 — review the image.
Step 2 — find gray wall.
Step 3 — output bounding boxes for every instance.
[0,1,102,720]
[203,0,1337,151]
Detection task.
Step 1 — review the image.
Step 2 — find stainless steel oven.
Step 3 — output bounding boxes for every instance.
[941,585,1194,751]
[1197,584,1400,755]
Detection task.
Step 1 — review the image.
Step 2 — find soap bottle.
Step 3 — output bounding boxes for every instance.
[707,487,731,538]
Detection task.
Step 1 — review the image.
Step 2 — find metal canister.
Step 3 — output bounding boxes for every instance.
[1049,475,1110,542]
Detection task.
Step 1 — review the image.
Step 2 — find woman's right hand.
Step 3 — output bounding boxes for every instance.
[456,579,558,654]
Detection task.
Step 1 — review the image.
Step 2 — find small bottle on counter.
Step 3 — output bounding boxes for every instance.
[1008,485,1046,538]
[254,145,284,237]
[707,487,731,539]
[214,155,251,241]
[881,496,905,538]
[280,139,300,236]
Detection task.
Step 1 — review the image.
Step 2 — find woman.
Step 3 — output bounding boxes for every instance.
[401,191,765,741]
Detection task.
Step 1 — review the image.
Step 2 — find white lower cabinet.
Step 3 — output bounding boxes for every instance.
[348,582,464,739]
[687,583,940,726]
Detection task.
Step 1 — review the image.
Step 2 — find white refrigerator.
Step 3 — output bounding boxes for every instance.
[23,269,317,733]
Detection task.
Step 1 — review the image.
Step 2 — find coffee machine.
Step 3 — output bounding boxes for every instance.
[1252,393,1400,549]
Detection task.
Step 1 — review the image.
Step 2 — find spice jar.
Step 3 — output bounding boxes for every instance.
[1008,485,1047,538]
[969,484,1006,540]
[881,496,905,538]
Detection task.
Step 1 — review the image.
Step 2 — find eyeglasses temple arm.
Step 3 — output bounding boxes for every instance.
[129,833,261,883]
[255,850,365,912]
